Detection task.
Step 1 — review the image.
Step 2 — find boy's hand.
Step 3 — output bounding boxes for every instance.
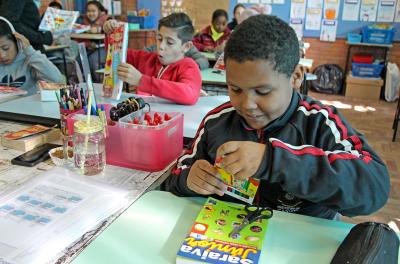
[216,141,266,181]
[103,19,119,34]
[203,46,215,52]
[13,32,31,50]
[187,160,225,196]
[117,63,142,86]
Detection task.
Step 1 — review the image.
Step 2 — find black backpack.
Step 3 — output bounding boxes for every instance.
[311,64,344,94]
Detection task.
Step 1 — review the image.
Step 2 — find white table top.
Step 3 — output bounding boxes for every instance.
[0,85,229,139]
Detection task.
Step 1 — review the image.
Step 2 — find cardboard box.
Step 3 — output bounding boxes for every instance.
[345,74,383,100]
[1,128,61,152]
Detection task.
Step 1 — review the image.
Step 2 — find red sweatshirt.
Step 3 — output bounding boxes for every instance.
[126,50,201,105]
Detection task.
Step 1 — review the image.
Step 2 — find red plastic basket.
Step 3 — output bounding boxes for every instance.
[352,54,374,64]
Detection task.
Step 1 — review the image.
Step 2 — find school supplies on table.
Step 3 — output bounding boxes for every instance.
[1,125,61,152]
[72,23,91,34]
[103,22,129,100]
[215,158,260,204]
[176,197,270,264]
[0,86,28,102]
[39,7,79,34]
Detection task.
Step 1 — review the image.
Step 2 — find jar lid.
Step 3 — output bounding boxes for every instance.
[74,120,103,134]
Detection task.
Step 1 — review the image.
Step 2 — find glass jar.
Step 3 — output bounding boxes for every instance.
[73,120,106,176]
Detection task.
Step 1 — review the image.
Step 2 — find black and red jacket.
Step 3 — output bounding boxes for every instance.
[163,91,390,219]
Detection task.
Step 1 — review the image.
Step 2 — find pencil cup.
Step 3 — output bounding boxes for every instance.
[73,120,106,176]
[60,108,82,136]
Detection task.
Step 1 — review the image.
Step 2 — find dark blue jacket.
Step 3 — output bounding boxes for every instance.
[163,91,390,220]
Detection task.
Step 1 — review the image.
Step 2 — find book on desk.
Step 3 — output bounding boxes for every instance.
[176,197,269,264]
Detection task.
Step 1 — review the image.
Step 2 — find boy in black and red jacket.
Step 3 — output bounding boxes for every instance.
[163,15,390,220]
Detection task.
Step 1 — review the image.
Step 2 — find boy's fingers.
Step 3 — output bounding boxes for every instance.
[216,141,239,159]
[219,152,239,168]
[198,161,218,176]
[191,175,225,196]
[223,162,243,177]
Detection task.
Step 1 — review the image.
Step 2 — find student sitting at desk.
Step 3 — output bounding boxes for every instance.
[82,1,109,82]
[103,13,201,105]
[193,9,231,53]
[163,15,390,220]
[0,17,64,95]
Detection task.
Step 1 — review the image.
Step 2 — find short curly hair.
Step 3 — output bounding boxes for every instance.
[224,15,299,78]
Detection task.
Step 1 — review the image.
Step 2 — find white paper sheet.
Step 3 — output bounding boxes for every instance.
[360,0,379,21]
[377,0,396,22]
[324,0,340,19]
[273,0,285,3]
[290,18,304,40]
[305,7,322,30]
[308,0,323,8]
[0,168,129,264]
[342,0,361,21]
[320,19,338,42]
[395,0,400,21]
[291,0,306,19]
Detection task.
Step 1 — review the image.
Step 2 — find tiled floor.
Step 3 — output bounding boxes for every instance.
[308,91,400,230]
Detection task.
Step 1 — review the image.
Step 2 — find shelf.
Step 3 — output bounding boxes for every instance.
[346,41,393,48]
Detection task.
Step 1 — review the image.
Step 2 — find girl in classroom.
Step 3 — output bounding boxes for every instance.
[82,1,109,82]
[0,17,64,95]
[192,9,231,53]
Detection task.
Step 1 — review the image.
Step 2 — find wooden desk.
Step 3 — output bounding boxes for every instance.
[72,191,399,264]
[44,44,70,83]
[70,33,106,40]
[71,33,106,69]
[0,85,229,139]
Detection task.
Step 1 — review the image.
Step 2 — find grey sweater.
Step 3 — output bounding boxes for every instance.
[0,44,65,95]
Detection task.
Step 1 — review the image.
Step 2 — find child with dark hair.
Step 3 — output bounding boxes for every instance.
[103,13,201,105]
[48,1,63,9]
[0,17,64,95]
[163,15,390,220]
[228,4,245,30]
[0,0,53,53]
[193,9,231,52]
[83,1,109,34]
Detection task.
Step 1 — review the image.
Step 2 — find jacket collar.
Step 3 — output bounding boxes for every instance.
[240,89,300,133]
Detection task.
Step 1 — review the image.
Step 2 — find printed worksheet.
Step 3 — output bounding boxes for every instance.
[320,19,338,42]
[342,0,361,21]
[290,18,304,40]
[395,0,400,21]
[306,7,322,30]
[0,167,128,263]
[377,0,396,22]
[291,0,306,19]
[324,0,341,19]
[360,0,379,21]
[308,0,323,8]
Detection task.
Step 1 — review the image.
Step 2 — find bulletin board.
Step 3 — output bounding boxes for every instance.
[232,0,400,41]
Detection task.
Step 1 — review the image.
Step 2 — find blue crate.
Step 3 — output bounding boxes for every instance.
[127,16,156,29]
[362,26,396,44]
[347,33,362,43]
[351,63,384,78]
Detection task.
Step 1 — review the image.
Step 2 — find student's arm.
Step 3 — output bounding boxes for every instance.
[255,105,390,217]
[25,46,65,83]
[162,115,211,196]
[185,46,210,70]
[192,34,206,52]
[0,0,53,46]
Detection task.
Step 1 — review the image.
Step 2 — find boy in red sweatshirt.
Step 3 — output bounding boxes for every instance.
[103,13,201,105]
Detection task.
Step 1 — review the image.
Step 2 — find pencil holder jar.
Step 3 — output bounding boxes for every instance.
[73,120,106,176]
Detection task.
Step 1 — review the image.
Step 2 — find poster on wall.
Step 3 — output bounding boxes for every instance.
[377,0,396,22]
[307,0,323,8]
[289,18,304,40]
[342,0,361,21]
[395,0,400,21]
[324,0,340,19]
[360,0,379,21]
[320,19,338,42]
[305,8,322,30]
[291,0,306,19]
[261,0,272,3]
[273,0,285,3]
